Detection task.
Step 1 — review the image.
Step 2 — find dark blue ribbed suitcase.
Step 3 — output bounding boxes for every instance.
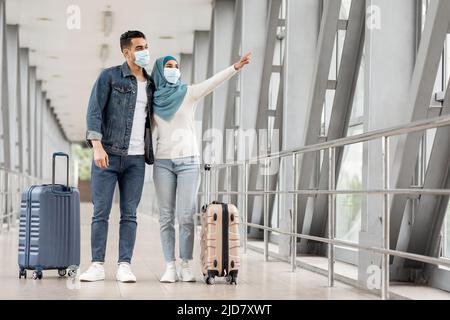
[18,152,80,280]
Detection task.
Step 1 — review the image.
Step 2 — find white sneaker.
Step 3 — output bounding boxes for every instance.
[178,260,196,282]
[160,261,178,283]
[79,262,105,282]
[116,262,137,283]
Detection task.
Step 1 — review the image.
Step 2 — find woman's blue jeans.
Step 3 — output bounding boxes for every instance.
[153,156,200,263]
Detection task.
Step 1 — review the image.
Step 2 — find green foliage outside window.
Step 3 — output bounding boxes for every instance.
[338,175,362,231]
[336,174,362,242]
[72,144,92,181]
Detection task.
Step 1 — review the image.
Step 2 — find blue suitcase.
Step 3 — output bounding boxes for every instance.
[18,152,80,280]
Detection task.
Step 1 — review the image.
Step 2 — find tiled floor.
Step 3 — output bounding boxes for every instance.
[248,239,450,300]
[0,203,378,300]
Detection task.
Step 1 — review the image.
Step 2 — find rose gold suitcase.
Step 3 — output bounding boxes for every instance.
[200,165,240,285]
[201,202,240,284]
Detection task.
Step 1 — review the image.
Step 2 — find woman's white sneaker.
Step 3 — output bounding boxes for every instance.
[160,261,178,283]
[116,262,137,283]
[79,262,105,282]
[179,261,196,282]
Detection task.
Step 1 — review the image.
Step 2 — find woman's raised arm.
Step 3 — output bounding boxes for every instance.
[189,53,251,101]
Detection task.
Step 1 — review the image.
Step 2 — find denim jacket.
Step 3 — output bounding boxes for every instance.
[86,62,154,163]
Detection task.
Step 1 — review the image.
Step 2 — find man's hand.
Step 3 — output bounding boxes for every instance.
[234,52,252,71]
[92,140,109,169]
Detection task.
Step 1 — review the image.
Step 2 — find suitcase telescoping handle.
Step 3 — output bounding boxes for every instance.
[202,164,212,212]
[52,152,70,188]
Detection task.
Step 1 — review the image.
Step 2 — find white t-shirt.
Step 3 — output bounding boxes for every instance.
[128,80,148,155]
[153,65,238,159]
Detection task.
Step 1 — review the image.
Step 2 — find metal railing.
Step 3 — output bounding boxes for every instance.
[198,114,450,300]
[0,167,41,234]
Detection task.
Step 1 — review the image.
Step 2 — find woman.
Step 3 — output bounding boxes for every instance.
[151,53,251,283]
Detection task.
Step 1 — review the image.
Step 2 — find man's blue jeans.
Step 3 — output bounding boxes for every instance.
[153,156,200,263]
[90,153,145,263]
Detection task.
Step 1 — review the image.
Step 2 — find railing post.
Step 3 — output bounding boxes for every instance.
[9,173,14,229]
[291,153,298,272]
[263,158,269,261]
[0,170,3,234]
[7,172,12,231]
[243,162,248,253]
[6,171,11,232]
[381,136,390,300]
[199,165,206,228]
[328,147,336,287]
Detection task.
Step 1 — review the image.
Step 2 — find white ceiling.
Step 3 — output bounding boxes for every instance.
[6,0,212,142]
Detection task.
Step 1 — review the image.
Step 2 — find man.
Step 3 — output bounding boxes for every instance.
[80,30,154,283]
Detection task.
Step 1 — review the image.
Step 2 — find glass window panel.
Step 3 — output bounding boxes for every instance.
[339,0,352,20]
[273,36,282,65]
[421,0,445,108]
[234,96,240,127]
[425,128,436,171]
[350,50,365,119]
[431,54,444,107]
[444,202,450,258]
[0,139,3,165]
[420,0,433,33]
[268,72,280,111]
[280,0,287,19]
[336,125,363,242]
[337,30,346,75]
[268,116,275,148]
[446,34,450,88]
[271,192,279,229]
[323,90,335,136]
[329,34,338,81]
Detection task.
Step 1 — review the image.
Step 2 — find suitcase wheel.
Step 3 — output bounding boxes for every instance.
[205,270,218,285]
[205,276,215,285]
[32,270,43,280]
[58,269,67,277]
[67,268,78,278]
[19,269,27,279]
[226,270,238,285]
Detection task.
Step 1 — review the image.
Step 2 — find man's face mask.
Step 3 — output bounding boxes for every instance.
[164,67,181,84]
[134,49,150,68]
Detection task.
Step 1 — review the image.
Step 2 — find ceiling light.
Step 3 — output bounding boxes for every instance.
[159,36,175,40]
[37,17,52,22]
[48,56,59,60]
[52,74,61,78]
[103,11,113,37]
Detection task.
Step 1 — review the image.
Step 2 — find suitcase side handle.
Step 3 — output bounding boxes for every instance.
[52,152,69,188]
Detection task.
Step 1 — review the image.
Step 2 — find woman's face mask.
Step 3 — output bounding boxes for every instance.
[164,67,181,84]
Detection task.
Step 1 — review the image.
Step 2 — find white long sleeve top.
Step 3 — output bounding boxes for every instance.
[153,65,238,160]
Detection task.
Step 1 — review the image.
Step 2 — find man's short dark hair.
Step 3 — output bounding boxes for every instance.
[120,30,146,51]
